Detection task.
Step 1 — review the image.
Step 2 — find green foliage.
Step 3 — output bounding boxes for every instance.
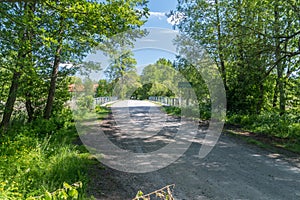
[77,96,95,112]
[163,104,211,121]
[0,109,92,199]
[95,105,110,120]
[133,58,177,99]
[24,181,82,200]
[133,184,175,200]
[227,111,300,139]
[0,0,149,127]
[162,106,181,116]
[171,0,300,151]
[175,0,300,115]
[96,79,112,97]
[95,105,109,114]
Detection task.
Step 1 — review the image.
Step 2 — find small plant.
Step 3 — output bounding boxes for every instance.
[0,109,92,199]
[95,105,110,119]
[26,182,82,200]
[133,184,175,200]
[162,106,181,116]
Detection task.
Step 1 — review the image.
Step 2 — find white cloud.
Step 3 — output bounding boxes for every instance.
[167,12,185,26]
[60,63,73,69]
[149,11,166,20]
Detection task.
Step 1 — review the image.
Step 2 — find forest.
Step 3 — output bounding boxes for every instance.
[0,0,299,199]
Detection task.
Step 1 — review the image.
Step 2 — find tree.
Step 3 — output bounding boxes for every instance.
[100,30,147,99]
[41,0,149,119]
[140,58,177,98]
[0,0,149,130]
[96,79,111,97]
[0,2,39,129]
[174,0,300,115]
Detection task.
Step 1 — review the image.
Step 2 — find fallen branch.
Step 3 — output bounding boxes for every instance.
[133,184,175,200]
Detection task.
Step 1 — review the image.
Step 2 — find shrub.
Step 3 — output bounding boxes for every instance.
[0,109,92,199]
[227,111,300,139]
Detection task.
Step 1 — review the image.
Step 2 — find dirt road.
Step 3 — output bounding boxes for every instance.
[86,100,300,200]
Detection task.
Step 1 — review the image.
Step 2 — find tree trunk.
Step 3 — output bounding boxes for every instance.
[278,69,285,115]
[43,17,64,120]
[272,80,278,107]
[0,78,7,99]
[215,0,227,91]
[25,92,34,123]
[0,71,21,130]
[256,82,264,114]
[0,2,35,131]
[274,0,285,115]
[256,14,265,114]
[43,45,62,119]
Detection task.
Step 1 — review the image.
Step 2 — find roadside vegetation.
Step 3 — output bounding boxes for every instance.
[1,0,300,199]
[0,0,148,199]
[171,0,300,153]
[0,109,93,199]
[226,112,300,153]
[162,105,300,153]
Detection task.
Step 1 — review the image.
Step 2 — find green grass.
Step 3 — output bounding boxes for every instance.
[161,106,181,116]
[0,109,95,199]
[227,111,300,139]
[95,106,110,120]
[242,136,272,150]
[281,142,300,153]
[226,111,300,154]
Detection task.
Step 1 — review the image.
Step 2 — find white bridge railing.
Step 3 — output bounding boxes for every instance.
[149,96,181,107]
[94,96,118,105]
[149,96,198,107]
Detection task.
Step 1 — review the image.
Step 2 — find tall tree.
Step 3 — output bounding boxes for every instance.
[174,0,300,115]
[100,30,147,99]
[0,2,38,129]
[0,0,149,131]
[42,0,149,119]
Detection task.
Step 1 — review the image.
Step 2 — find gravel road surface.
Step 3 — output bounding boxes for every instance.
[86,100,300,200]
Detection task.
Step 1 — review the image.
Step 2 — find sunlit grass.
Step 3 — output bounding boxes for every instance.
[0,109,94,199]
[226,111,300,153]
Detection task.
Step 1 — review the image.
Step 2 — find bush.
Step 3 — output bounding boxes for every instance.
[162,106,181,116]
[0,109,92,199]
[227,111,300,139]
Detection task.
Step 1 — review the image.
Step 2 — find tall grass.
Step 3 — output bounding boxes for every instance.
[227,111,300,139]
[0,109,94,199]
[226,111,300,153]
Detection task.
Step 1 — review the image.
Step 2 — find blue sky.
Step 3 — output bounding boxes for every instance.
[134,0,179,70]
[147,0,177,12]
[84,0,180,80]
[144,0,178,29]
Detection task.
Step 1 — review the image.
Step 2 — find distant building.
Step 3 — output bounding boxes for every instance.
[68,84,98,93]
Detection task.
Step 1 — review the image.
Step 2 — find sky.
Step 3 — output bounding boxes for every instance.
[145,0,178,28]
[84,0,180,80]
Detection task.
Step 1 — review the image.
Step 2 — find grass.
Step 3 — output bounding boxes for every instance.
[225,129,272,150]
[161,106,181,116]
[226,111,300,139]
[226,128,300,154]
[95,105,110,120]
[0,109,96,199]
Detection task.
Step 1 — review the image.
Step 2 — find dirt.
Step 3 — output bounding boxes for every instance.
[85,100,300,200]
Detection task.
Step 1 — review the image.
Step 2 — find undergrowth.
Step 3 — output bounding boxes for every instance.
[162,104,211,120]
[227,111,300,153]
[0,109,94,199]
[227,111,300,139]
